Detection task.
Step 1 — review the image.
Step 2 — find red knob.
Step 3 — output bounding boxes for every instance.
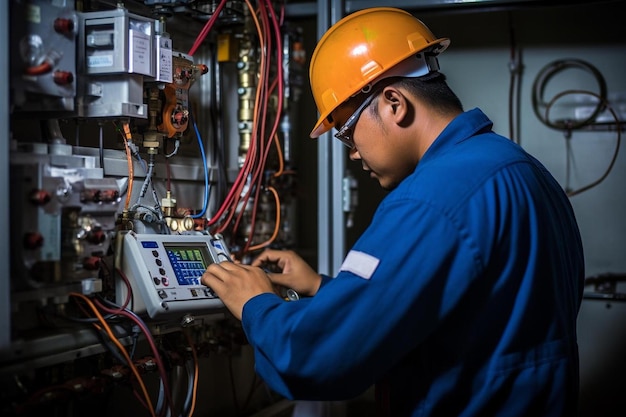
[23,233,44,250]
[54,18,74,34]
[87,230,106,244]
[83,256,101,270]
[53,71,74,85]
[29,189,51,205]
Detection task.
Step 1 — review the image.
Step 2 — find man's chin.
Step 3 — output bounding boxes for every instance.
[368,172,395,190]
[376,178,396,191]
[381,184,395,191]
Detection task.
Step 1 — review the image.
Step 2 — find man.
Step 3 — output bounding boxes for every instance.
[202,7,585,416]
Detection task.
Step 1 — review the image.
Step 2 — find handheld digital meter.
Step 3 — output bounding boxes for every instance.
[118,231,231,319]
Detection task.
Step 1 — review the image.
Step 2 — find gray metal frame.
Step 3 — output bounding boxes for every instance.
[0,1,9,350]
[316,0,347,276]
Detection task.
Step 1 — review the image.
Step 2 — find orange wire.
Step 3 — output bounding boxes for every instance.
[213,0,266,236]
[242,2,287,255]
[213,0,285,253]
[248,186,281,251]
[69,293,156,417]
[122,122,134,211]
[24,61,52,75]
[208,2,265,230]
[227,0,268,241]
[272,132,284,177]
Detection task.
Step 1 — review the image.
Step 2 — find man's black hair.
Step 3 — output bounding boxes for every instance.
[396,72,464,115]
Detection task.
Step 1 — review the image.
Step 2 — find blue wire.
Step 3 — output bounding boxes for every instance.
[191,115,210,219]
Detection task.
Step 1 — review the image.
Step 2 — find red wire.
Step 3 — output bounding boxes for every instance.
[233,3,272,244]
[188,0,229,56]
[210,119,259,230]
[94,297,174,417]
[211,3,264,233]
[236,1,286,252]
[24,61,52,75]
[207,127,257,228]
[208,0,286,254]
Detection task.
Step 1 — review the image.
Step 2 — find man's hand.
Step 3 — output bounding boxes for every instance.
[252,249,322,297]
[201,262,274,320]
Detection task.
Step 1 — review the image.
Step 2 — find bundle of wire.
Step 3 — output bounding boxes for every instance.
[66,268,200,417]
[188,0,287,255]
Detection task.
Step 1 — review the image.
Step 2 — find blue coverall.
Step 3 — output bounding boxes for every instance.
[242,108,585,416]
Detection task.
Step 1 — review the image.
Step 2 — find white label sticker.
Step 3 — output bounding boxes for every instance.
[339,250,380,280]
[88,55,114,68]
[131,30,151,75]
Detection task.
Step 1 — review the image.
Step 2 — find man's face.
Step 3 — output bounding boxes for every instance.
[332,87,419,190]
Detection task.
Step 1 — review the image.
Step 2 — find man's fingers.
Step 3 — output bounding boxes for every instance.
[202,262,250,288]
[251,249,282,267]
[201,270,221,288]
[202,263,232,287]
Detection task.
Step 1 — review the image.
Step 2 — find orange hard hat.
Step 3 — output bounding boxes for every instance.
[309,7,450,138]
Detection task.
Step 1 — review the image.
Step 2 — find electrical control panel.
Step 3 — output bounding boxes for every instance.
[118,231,231,319]
[3,0,306,412]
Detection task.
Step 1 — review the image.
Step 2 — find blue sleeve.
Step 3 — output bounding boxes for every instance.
[319,274,332,289]
[241,198,483,400]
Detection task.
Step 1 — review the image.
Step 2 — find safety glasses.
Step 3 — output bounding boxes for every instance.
[334,88,382,149]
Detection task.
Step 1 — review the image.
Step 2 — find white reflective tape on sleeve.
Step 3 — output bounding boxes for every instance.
[339,250,380,280]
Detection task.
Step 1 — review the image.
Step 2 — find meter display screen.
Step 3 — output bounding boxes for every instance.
[163,243,213,286]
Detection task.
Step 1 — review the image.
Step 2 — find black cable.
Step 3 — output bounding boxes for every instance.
[531,59,621,196]
[544,90,621,197]
[532,58,607,130]
[507,11,519,143]
[99,123,105,170]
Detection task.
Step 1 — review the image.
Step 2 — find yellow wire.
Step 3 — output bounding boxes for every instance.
[69,293,156,417]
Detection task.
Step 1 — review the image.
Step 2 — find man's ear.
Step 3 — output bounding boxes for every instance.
[382,86,412,127]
